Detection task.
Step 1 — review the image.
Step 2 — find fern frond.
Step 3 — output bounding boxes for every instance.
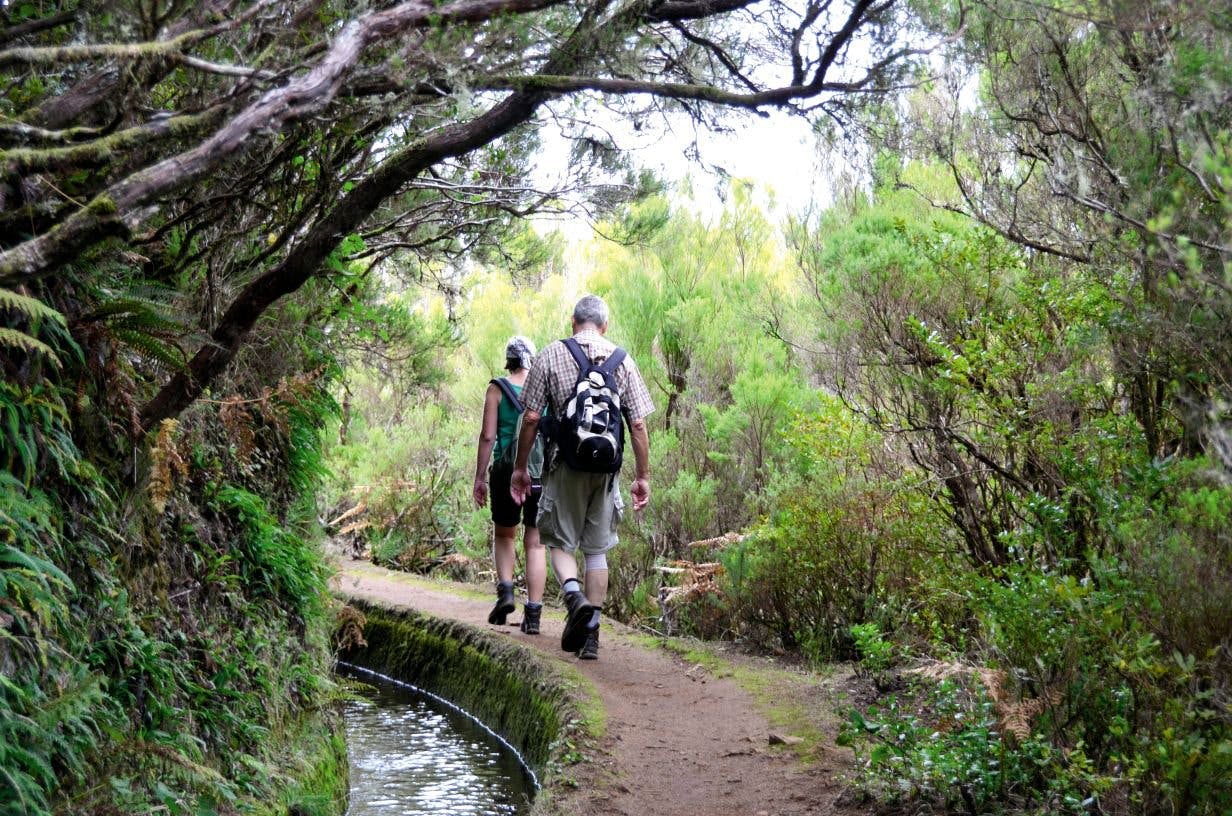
[80,298,175,322]
[110,313,186,335]
[0,546,73,592]
[0,328,61,367]
[0,289,66,326]
[4,742,56,787]
[0,760,49,815]
[111,329,187,372]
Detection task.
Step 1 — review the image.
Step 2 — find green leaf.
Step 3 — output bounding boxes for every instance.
[0,288,66,325]
[0,328,61,367]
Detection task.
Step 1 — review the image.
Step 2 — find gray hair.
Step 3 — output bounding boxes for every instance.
[504,335,536,371]
[572,294,609,328]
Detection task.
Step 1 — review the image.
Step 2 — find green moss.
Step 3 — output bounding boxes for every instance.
[86,194,118,216]
[250,706,350,816]
[557,669,606,739]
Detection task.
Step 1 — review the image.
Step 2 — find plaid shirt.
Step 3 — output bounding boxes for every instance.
[522,329,655,421]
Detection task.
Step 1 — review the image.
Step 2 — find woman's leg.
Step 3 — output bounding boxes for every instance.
[492,524,517,582]
[522,525,545,604]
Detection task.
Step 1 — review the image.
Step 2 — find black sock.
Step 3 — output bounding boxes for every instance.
[525,601,542,610]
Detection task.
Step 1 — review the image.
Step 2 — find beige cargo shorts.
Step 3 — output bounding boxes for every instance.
[535,465,625,555]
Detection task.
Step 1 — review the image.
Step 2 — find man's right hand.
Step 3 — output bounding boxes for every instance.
[472,478,488,508]
[510,467,532,506]
[631,477,650,511]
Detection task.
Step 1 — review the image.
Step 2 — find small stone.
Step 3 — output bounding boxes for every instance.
[768,733,804,746]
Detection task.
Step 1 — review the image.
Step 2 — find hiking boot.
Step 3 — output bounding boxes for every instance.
[576,627,599,660]
[560,591,594,653]
[519,603,542,635]
[487,581,515,626]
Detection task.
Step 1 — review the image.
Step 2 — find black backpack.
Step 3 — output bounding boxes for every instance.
[556,338,627,474]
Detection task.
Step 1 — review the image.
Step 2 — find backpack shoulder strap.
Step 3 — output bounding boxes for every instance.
[598,347,626,375]
[561,337,591,370]
[489,377,523,412]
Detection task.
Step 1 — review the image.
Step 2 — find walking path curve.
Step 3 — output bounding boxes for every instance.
[333,560,866,816]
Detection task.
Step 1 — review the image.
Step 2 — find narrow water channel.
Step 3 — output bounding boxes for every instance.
[338,665,536,816]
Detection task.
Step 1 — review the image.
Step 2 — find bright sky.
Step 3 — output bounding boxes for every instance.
[532,99,849,239]
[634,108,837,218]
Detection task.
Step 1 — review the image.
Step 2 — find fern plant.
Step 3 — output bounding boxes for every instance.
[212,486,329,620]
[0,473,109,816]
[0,288,67,368]
[77,294,191,373]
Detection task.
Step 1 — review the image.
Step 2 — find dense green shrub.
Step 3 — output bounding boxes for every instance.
[718,402,952,661]
[840,470,1232,815]
[840,679,1054,812]
[326,398,482,571]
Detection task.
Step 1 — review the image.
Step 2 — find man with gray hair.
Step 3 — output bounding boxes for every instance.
[510,294,653,660]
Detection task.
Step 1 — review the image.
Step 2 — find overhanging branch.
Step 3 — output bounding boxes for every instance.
[0,0,566,287]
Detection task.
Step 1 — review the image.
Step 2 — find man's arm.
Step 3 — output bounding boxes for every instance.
[618,355,654,511]
[628,416,650,511]
[509,409,540,505]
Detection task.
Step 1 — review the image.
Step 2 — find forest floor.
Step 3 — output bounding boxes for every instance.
[332,559,871,816]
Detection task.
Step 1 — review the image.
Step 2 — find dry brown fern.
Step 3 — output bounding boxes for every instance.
[334,604,368,652]
[687,532,745,551]
[658,560,724,605]
[907,659,1061,743]
[254,365,328,435]
[219,397,257,462]
[148,419,186,514]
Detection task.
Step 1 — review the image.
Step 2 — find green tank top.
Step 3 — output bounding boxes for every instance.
[494,380,523,463]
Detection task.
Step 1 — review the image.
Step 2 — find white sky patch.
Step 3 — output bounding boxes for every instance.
[529,99,845,240]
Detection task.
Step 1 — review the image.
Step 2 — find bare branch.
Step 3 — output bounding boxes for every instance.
[179,55,278,80]
[0,10,77,48]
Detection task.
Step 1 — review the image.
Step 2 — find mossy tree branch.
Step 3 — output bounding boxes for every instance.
[136,0,635,432]
[0,10,77,48]
[1,107,227,175]
[0,0,567,286]
[0,120,110,147]
[2,0,926,432]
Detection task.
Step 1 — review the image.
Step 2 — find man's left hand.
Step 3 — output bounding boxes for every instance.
[510,467,532,505]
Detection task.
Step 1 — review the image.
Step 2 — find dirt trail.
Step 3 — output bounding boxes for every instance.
[333,560,863,816]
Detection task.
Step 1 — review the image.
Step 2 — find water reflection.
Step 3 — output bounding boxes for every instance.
[339,665,534,816]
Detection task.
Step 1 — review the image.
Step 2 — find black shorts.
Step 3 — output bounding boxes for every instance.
[489,465,541,528]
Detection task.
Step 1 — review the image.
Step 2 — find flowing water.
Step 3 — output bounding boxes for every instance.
[338,664,536,816]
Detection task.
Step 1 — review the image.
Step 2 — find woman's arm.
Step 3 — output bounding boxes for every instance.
[472,382,502,506]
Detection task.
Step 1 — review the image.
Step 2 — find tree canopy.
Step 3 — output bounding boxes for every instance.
[2,0,927,436]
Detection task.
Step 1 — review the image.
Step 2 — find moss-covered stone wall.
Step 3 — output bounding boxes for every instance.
[337,600,575,771]
[259,707,350,816]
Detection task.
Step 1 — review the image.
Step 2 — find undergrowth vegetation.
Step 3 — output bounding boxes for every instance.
[2,249,346,815]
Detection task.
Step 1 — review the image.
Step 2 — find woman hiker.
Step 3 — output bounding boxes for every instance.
[472,336,547,633]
